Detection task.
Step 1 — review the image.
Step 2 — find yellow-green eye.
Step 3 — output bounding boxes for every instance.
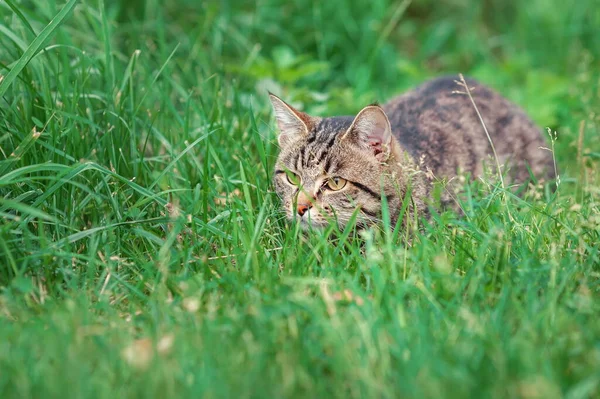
[285,171,301,186]
[326,177,347,191]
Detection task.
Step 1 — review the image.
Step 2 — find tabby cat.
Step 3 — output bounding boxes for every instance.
[270,76,555,229]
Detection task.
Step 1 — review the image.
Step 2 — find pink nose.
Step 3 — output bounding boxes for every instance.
[297,203,311,216]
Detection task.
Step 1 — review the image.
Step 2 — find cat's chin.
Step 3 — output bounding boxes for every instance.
[294,216,328,230]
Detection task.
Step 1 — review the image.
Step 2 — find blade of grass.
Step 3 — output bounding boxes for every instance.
[133,43,180,115]
[58,217,169,246]
[4,0,37,36]
[99,0,115,93]
[0,199,57,222]
[0,127,42,176]
[149,128,217,190]
[0,0,77,98]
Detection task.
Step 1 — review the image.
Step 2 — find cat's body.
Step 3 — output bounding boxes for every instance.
[383,77,553,187]
[270,76,555,229]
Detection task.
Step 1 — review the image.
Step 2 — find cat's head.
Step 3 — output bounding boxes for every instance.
[269,94,405,230]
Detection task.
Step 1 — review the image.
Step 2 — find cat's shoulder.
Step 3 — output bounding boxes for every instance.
[398,75,494,99]
[384,75,502,114]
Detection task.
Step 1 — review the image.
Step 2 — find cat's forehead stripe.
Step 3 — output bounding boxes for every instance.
[302,145,311,166]
[323,156,332,173]
[298,118,352,170]
[325,134,337,148]
[295,150,302,171]
[316,116,354,133]
[280,116,355,172]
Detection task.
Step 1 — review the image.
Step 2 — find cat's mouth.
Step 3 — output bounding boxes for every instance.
[288,209,329,229]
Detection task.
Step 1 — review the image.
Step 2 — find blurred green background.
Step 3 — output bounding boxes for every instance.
[83,0,600,164]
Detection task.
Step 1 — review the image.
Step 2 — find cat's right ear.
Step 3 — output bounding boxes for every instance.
[342,105,392,162]
[269,93,310,146]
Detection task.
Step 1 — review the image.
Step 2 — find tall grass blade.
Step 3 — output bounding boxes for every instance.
[0,0,78,98]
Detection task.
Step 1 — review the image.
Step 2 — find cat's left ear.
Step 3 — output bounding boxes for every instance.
[269,93,312,146]
[343,105,392,161]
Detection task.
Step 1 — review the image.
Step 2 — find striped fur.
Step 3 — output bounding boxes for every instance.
[270,77,555,230]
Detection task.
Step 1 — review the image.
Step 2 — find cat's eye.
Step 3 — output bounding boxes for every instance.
[285,171,301,186]
[326,177,347,191]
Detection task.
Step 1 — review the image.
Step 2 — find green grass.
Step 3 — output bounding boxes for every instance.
[1,0,599,397]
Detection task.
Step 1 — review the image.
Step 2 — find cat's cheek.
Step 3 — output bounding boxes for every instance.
[285,201,294,220]
[320,204,332,215]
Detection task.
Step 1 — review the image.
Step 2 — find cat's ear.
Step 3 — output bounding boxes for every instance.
[269,93,311,145]
[343,105,392,161]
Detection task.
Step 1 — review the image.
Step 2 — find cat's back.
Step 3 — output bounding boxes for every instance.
[383,76,555,184]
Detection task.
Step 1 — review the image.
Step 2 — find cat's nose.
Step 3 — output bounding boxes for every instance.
[296,192,314,216]
[297,203,311,216]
